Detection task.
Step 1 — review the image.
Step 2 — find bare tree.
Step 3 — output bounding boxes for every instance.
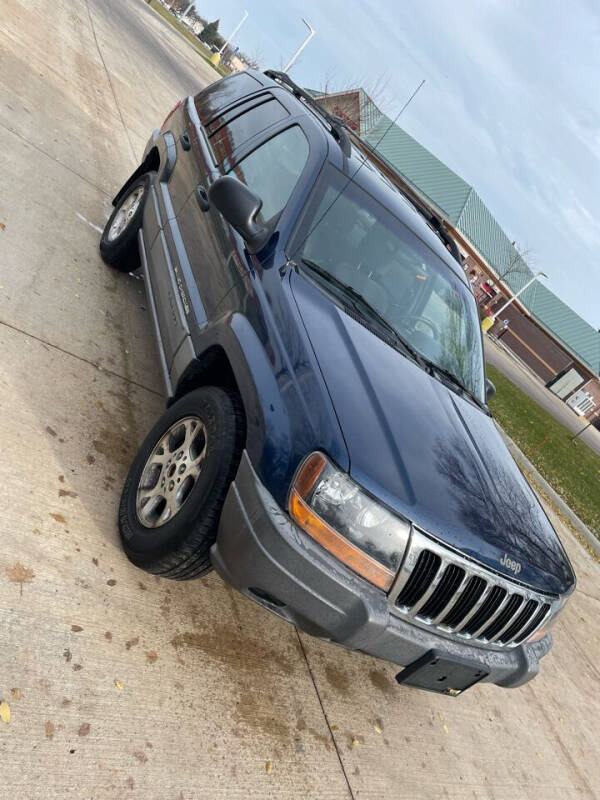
[318,66,339,96]
[317,70,391,110]
[243,45,264,70]
[497,241,533,283]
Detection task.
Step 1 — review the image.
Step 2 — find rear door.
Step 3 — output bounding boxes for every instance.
[173,88,296,323]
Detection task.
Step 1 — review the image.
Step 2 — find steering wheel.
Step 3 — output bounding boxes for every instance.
[399,315,440,340]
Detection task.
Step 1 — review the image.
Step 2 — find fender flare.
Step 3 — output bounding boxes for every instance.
[112,130,177,207]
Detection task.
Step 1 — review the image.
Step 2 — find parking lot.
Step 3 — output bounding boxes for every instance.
[1,1,599,797]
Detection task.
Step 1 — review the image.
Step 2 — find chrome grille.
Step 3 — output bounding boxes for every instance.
[389,528,557,649]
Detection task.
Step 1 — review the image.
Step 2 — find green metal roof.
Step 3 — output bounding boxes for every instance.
[363,112,600,375]
[365,115,472,223]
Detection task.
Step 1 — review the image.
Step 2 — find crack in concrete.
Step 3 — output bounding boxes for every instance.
[0,318,162,398]
[0,120,113,199]
[294,629,356,800]
[84,0,137,165]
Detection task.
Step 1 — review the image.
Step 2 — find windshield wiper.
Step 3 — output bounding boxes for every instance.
[420,357,487,410]
[299,258,426,366]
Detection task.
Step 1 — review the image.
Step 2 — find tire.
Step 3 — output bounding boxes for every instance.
[119,386,244,579]
[99,173,151,272]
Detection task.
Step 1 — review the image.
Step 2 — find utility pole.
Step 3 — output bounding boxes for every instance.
[210,10,249,65]
[283,18,315,73]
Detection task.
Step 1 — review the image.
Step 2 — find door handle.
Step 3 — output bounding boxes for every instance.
[180,132,191,151]
[195,185,210,212]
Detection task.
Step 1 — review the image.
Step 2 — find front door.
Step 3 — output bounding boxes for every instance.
[173,91,293,323]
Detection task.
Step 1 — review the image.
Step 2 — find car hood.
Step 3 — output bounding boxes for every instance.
[291,272,575,596]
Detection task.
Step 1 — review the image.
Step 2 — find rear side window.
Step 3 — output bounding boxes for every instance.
[194,73,262,125]
[208,97,289,167]
[229,126,309,224]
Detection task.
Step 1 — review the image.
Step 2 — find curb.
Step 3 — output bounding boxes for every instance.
[497,425,600,559]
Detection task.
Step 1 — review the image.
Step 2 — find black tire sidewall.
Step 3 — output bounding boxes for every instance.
[100,173,152,271]
[119,387,241,572]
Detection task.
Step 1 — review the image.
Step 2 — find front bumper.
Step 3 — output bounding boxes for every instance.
[211,451,552,688]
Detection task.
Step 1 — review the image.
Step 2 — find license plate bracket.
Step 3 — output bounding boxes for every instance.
[395,649,489,696]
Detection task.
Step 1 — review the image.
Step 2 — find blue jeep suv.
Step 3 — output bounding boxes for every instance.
[100,69,575,695]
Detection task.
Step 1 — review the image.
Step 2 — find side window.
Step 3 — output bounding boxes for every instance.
[194,73,262,126]
[229,126,310,224]
[207,98,289,166]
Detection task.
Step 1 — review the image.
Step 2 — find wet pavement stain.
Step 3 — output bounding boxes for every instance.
[307,726,332,750]
[234,691,290,741]
[92,426,135,469]
[368,668,396,695]
[324,664,350,696]
[170,625,295,676]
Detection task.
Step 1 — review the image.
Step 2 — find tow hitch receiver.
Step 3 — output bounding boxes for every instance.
[396,650,489,696]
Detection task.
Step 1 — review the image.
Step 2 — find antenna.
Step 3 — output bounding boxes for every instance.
[289,80,426,261]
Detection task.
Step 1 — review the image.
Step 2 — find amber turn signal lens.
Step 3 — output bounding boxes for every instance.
[527,628,549,643]
[293,452,327,497]
[288,489,395,591]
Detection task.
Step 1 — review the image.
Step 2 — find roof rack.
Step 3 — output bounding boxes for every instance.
[264,70,352,157]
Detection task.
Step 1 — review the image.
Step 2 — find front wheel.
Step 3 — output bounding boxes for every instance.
[100,174,151,272]
[119,386,244,579]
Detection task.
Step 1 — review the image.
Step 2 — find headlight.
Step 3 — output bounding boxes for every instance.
[288,452,410,590]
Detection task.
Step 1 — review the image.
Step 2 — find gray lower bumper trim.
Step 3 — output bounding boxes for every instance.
[211,451,552,689]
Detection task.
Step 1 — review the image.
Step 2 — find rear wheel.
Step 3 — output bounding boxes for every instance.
[119,386,244,579]
[100,174,151,272]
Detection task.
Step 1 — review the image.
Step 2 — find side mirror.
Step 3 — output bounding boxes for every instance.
[485,378,496,402]
[208,176,270,254]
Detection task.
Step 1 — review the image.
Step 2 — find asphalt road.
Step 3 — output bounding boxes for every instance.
[485,338,600,456]
[1,2,600,798]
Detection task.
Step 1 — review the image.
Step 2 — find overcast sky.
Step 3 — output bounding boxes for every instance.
[196,0,600,328]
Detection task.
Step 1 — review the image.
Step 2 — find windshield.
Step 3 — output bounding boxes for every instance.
[295,166,486,403]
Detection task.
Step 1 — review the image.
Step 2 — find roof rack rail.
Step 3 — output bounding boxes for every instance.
[264,70,352,157]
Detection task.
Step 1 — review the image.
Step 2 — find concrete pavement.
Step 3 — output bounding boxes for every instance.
[1,1,600,798]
